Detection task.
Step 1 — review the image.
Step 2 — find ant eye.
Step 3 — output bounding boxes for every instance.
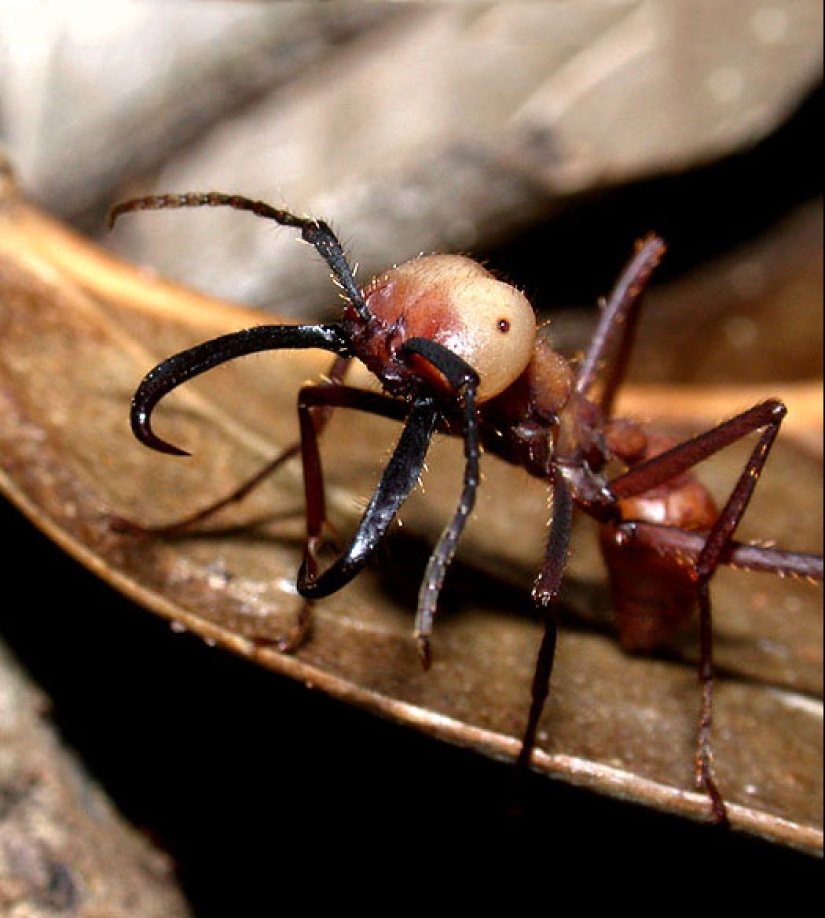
[364,254,537,402]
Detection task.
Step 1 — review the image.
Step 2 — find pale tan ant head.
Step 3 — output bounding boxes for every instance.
[362,253,537,402]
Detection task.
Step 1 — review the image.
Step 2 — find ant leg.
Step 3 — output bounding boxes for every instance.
[517,469,574,770]
[607,399,787,822]
[606,521,823,582]
[274,382,413,651]
[295,338,481,665]
[112,443,303,539]
[397,338,481,668]
[575,234,666,414]
[109,193,371,321]
[608,400,786,503]
[295,386,436,599]
[118,355,352,536]
[694,411,787,824]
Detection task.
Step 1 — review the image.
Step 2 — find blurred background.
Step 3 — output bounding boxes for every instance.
[2,2,822,353]
[1,2,822,913]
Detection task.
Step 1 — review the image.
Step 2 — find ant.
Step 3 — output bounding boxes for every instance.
[109,191,823,825]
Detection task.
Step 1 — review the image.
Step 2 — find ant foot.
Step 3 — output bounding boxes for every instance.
[695,750,730,826]
[275,601,313,654]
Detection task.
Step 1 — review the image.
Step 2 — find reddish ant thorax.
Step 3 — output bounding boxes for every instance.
[482,330,609,489]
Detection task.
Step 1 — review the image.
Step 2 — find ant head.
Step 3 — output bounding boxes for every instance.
[360,254,536,402]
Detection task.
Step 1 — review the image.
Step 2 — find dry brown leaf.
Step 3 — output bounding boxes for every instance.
[0,191,822,854]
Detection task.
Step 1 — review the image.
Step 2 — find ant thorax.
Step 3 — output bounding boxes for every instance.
[480,336,608,481]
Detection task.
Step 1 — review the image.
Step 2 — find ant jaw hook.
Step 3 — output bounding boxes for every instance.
[131,402,191,457]
[130,368,192,456]
[130,325,353,461]
[129,351,200,458]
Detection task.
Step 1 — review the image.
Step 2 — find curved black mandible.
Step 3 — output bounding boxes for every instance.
[131,323,352,455]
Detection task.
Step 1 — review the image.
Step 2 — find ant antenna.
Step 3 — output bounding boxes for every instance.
[108,192,372,322]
